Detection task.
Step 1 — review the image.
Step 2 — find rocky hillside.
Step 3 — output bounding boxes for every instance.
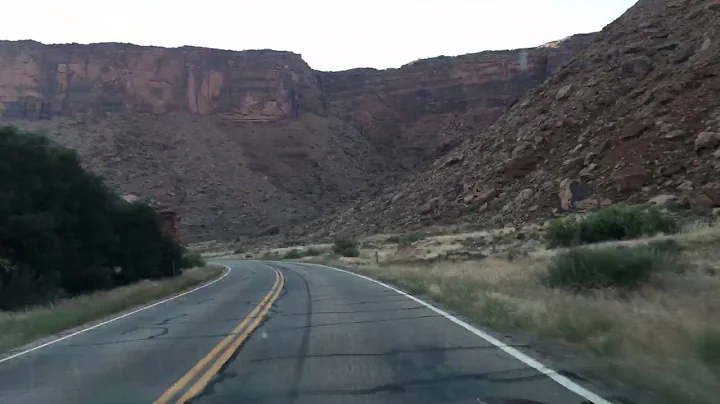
[0,36,590,241]
[307,0,720,239]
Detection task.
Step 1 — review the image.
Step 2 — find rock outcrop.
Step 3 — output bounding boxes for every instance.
[307,0,720,239]
[0,35,591,241]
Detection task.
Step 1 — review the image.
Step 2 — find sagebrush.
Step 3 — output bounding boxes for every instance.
[546,245,675,289]
[333,238,360,257]
[546,205,679,248]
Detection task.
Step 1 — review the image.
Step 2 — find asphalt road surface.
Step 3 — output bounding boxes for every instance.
[0,260,611,404]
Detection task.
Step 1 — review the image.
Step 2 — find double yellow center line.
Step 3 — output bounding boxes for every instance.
[154,267,284,404]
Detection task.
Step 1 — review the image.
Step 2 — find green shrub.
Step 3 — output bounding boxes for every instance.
[283,249,303,259]
[546,245,672,289]
[333,238,360,257]
[696,329,720,368]
[305,248,322,257]
[545,217,578,248]
[180,250,206,269]
[546,205,679,248]
[283,248,322,260]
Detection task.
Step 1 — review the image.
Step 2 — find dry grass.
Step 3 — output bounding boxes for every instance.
[0,265,225,354]
[314,225,720,404]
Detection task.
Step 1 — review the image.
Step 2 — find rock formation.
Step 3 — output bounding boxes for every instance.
[307,0,720,239]
[0,35,591,241]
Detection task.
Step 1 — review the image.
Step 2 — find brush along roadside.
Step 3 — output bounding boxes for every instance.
[0,265,225,354]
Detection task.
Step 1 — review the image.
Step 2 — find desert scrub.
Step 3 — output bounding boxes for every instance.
[545,245,675,289]
[283,248,322,259]
[333,238,360,257]
[546,204,679,248]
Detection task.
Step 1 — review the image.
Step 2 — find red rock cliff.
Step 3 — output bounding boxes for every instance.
[0,41,323,121]
[0,36,592,241]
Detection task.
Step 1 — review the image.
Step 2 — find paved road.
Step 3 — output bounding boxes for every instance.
[0,261,610,404]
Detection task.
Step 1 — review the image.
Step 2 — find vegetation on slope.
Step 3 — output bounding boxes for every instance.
[0,126,201,311]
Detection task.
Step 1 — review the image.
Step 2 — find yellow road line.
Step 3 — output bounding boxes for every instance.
[176,269,285,403]
[153,269,282,404]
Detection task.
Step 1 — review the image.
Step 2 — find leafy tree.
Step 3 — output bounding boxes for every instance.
[0,126,187,309]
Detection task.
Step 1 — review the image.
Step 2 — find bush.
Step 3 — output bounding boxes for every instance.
[305,248,322,257]
[0,126,188,310]
[283,248,322,260]
[283,249,303,259]
[333,238,360,257]
[546,245,673,289]
[546,205,679,248]
[180,250,206,269]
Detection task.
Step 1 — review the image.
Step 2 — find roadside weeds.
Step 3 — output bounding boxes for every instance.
[0,265,225,354]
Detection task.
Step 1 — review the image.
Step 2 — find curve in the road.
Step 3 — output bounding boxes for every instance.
[0,260,617,404]
[155,266,284,403]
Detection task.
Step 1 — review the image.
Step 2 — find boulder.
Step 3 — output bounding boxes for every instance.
[576,198,600,211]
[648,194,679,206]
[476,188,500,205]
[515,188,534,204]
[614,171,652,193]
[621,121,648,139]
[694,131,720,151]
[683,192,715,210]
[701,183,720,206]
[555,84,574,101]
[579,163,597,179]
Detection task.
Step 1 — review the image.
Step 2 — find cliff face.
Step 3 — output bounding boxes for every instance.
[307,0,720,240]
[0,41,323,121]
[319,34,595,169]
[0,36,592,241]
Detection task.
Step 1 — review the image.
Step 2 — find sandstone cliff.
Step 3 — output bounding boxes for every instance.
[307,0,720,239]
[0,36,591,241]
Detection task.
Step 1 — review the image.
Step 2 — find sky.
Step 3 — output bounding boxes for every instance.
[0,0,637,71]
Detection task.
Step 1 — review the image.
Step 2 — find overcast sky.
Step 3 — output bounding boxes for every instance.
[1,0,637,71]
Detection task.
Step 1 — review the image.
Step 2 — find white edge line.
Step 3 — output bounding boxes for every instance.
[306,263,612,404]
[0,264,232,365]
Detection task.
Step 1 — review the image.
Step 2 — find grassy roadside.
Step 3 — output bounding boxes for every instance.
[0,265,225,354]
[303,223,720,404]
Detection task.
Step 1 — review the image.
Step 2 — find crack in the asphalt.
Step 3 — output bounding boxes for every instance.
[199,368,553,400]
[248,345,530,362]
[323,296,418,306]
[290,368,551,394]
[66,313,446,346]
[119,326,169,338]
[155,313,187,325]
[194,297,216,305]
[269,313,445,333]
[278,305,427,316]
[309,292,395,303]
[309,289,392,299]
